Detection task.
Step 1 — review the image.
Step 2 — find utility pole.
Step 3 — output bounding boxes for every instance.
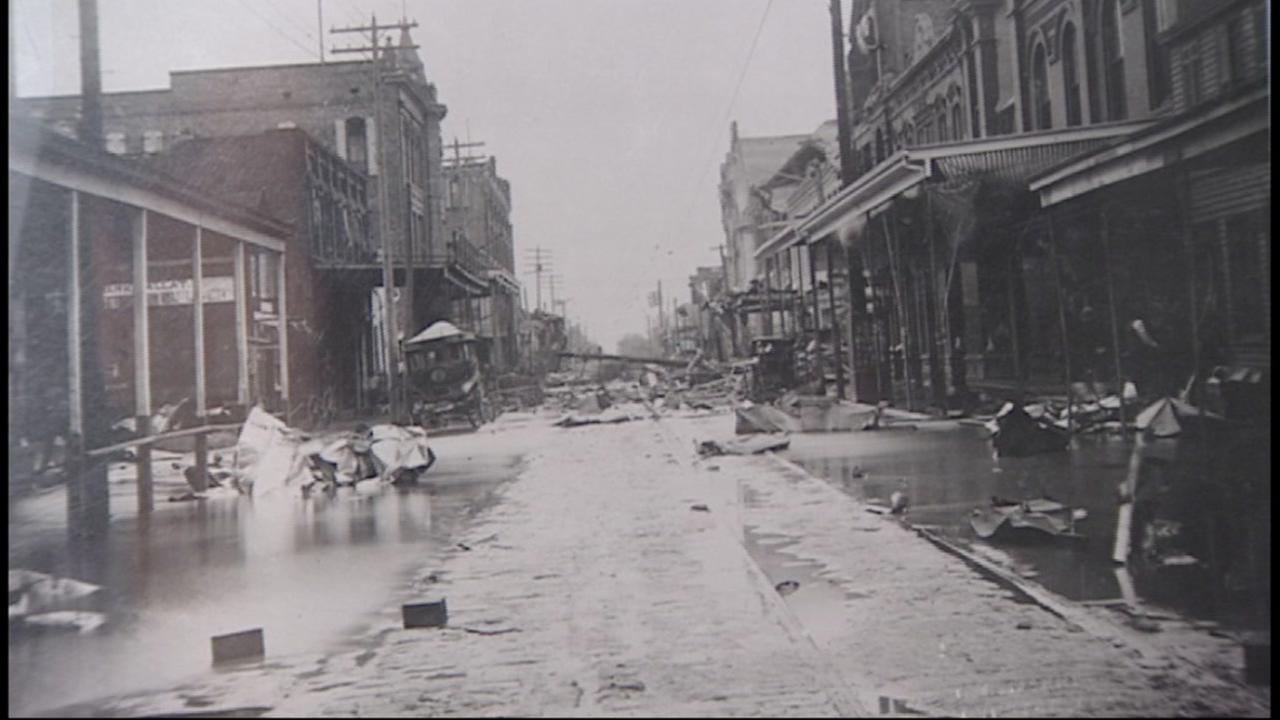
[317,0,325,62]
[78,0,103,145]
[829,0,856,186]
[445,138,486,166]
[657,281,666,355]
[523,247,551,311]
[332,13,419,421]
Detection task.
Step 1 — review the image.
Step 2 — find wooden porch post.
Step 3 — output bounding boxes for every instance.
[191,225,208,491]
[1007,229,1025,396]
[277,251,290,424]
[234,241,250,407]
[826,238,846,399]
[882,207,913,411]
[1100,205,1129,436]
[66,190,87,524]
[133,208,153,514]
[808,241,823,391]
[1046,212,1074,434]
[924,190,946,409]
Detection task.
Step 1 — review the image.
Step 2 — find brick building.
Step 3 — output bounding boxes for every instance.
[148,128,378,418]
[442,155,521,372]
[13,28,498,398]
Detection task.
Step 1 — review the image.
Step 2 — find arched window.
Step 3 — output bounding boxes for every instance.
[1062,23,1083,126]
[1101,0,1127,120]
[1031,42,1052,129]
[951,102,964,140]
[937,100,949,142]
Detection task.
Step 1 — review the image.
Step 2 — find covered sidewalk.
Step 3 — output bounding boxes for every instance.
[9,119,293,523]
[752,122,1152,410]
[1030,87,1269,421]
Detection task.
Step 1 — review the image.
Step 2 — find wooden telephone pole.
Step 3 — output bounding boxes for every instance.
[524,247,551,311]
[331,13,418,420]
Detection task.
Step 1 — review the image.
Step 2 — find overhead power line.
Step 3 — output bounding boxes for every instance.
[674,0,776,243]
[235,0,320,59]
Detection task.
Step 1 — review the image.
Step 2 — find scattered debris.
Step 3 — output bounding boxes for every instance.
[689,504,710,512]
[774,580,800,596]
[461,626,520,636]
[989,403,1070,457]
[696,435,790,457]
[889,480,909,515]
[21,611,107,634]
[970,496,1086,543]
[402,600,448,629]
[211,628,265,664]
[1134,396,1225,438]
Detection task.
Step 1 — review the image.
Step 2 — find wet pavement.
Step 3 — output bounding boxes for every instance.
[780,421,1271,634]
[7,415,540,717]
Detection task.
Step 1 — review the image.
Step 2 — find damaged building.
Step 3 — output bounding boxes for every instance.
[721,0,1269,421]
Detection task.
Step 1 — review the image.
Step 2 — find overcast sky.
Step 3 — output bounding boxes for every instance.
[13,0,837,352]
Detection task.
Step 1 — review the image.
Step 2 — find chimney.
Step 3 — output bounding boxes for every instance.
[78,0,103,145]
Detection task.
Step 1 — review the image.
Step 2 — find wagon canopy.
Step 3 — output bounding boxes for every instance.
[404,321,476,347]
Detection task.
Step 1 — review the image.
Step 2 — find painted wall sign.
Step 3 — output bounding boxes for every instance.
[102,276,235,309]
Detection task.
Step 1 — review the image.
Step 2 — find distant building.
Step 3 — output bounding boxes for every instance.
[717,122,811,349]
[442,155,521,373]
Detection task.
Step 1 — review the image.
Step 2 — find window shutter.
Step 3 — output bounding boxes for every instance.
[366,116,379,176]
[334,119,347,160]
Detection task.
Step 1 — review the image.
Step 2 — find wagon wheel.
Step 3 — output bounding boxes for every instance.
[465,386,483,429]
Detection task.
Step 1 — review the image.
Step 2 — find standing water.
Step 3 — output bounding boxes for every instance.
[783,422,1270,633]
[8,423,535,717]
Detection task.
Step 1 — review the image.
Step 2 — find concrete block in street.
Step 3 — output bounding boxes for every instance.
[211,628,264,665]
[403,599,448,629]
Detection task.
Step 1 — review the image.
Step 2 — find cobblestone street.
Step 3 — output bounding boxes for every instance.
[64,411,1268,717]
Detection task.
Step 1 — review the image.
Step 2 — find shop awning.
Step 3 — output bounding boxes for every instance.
[1030,88,1267,207]
[488,268,521,294]
[753,121,1150,261]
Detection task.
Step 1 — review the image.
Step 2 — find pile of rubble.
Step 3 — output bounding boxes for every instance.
[180,407,437,500]
[9,569,105,634]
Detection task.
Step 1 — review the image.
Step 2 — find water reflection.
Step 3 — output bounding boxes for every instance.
[786,423,1269,632]
[8,478,503,717]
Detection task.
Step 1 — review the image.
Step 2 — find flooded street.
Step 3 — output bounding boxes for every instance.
[781,422,1271,634]
[7,418,540,717]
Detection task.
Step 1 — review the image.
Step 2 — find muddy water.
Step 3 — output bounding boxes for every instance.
[782,422,1270,632]
[7,421,536,717]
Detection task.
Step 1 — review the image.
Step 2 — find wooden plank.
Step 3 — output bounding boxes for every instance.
[276,252,290,424]
[84,423,243,459]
